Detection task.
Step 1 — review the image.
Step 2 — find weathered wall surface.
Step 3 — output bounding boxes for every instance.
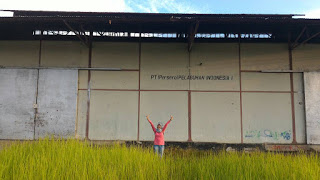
[242,93,293,143]
[89,91,138,140]
[0,41,309,144]
[191,92,241,143]
[140,43,189,90]
[241,72,305,144]
[76,70,88,139]
[295,92,306,143]
[36,70,78,138]
[78,70,88,89]
[76,90,87,139]
[241,73,290,91]
[293,73,306,143]
[92,42,139,69]
[41,41,88,67]
[90,71,139,90]
[0,41,39,67]
[140,91,188,142]
[241,43,289,71]
[304,72,320,144]
[0,69,37,139]
[190,43,240,91]
[293,44,320,71]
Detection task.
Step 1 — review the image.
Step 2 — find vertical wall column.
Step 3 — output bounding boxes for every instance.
[85,32,93,140]
[137,32,141,141]
[238,34,244,143]
[288,32,297,144]
[34,32,42,139]
[188,51,192,142]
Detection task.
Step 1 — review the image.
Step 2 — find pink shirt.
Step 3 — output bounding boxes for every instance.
[148,120,171,145]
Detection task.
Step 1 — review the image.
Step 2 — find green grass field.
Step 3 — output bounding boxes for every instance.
[0,139,319,180]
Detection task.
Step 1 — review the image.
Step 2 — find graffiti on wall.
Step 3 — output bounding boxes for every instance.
[150,75,234,81]
[245,130,292,141]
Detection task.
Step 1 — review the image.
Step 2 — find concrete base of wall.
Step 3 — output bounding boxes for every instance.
[264,144,310,152]
[135,141,312,152]
[1,140,319,152]
[98,141,315,152]
[309,145,320,152]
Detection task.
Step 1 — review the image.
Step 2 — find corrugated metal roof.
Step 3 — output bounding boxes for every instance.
[0,10,319,43]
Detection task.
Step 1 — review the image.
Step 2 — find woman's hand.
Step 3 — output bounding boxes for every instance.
[170,115,173,121]
[146,115,150,120]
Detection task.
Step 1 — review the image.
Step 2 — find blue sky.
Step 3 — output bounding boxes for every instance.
[1,0,320,18]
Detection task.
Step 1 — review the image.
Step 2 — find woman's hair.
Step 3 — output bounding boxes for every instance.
[157,122,163,127]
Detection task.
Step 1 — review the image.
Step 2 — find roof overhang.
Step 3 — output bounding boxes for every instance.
[1,10,320,45]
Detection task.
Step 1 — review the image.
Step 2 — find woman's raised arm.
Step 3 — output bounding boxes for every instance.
[162,115,173,133]
[146,115,156,133]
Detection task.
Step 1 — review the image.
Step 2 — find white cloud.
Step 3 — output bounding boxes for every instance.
[127,0,204,14]
[0,11,13,17]
[0,0,132,13]
[0,0,205,17]
[303,8,320,19]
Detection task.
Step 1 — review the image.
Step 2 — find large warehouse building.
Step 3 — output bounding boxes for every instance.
[0,11,320,147]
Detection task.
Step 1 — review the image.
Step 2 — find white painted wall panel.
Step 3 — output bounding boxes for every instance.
[293,44,320,71]
[293,73,304,92]
[242,72,291,91]
[76,90,87,139]
[304,72,320,144]
[41,41,88,67]
[89,91,138,140]
[0,41,39,67]
[36,70,78,138]
[294,73,306,144]
[91,71,139,89]
[92,42,139,69]
[190,43,240,91]
[191,92,241,143]
[0,69,37,139]
[242,93,293,143]
[241,43,289,71]
[295,93,306,144]
[140,91,188,141]
[140,43,189,90]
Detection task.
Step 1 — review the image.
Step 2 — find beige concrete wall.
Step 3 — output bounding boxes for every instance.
[78,70,88,89]
[191,92,241,143]
[41,41,88,67]
[241,72,291,91]
[241,43,289,71]
[242,93,293,143]
[0,41,39,67]
[92,42,139,69]
[140,91,188,141]
[190,43,240,91]
[293,44,320,71]
[76,90,87,139]
[91,71,139,89]
[0,40,311,143]
[89,91,138,140]
[140,43,189,90]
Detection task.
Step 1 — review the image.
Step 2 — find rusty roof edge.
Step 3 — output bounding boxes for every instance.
[1,9,304,18]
